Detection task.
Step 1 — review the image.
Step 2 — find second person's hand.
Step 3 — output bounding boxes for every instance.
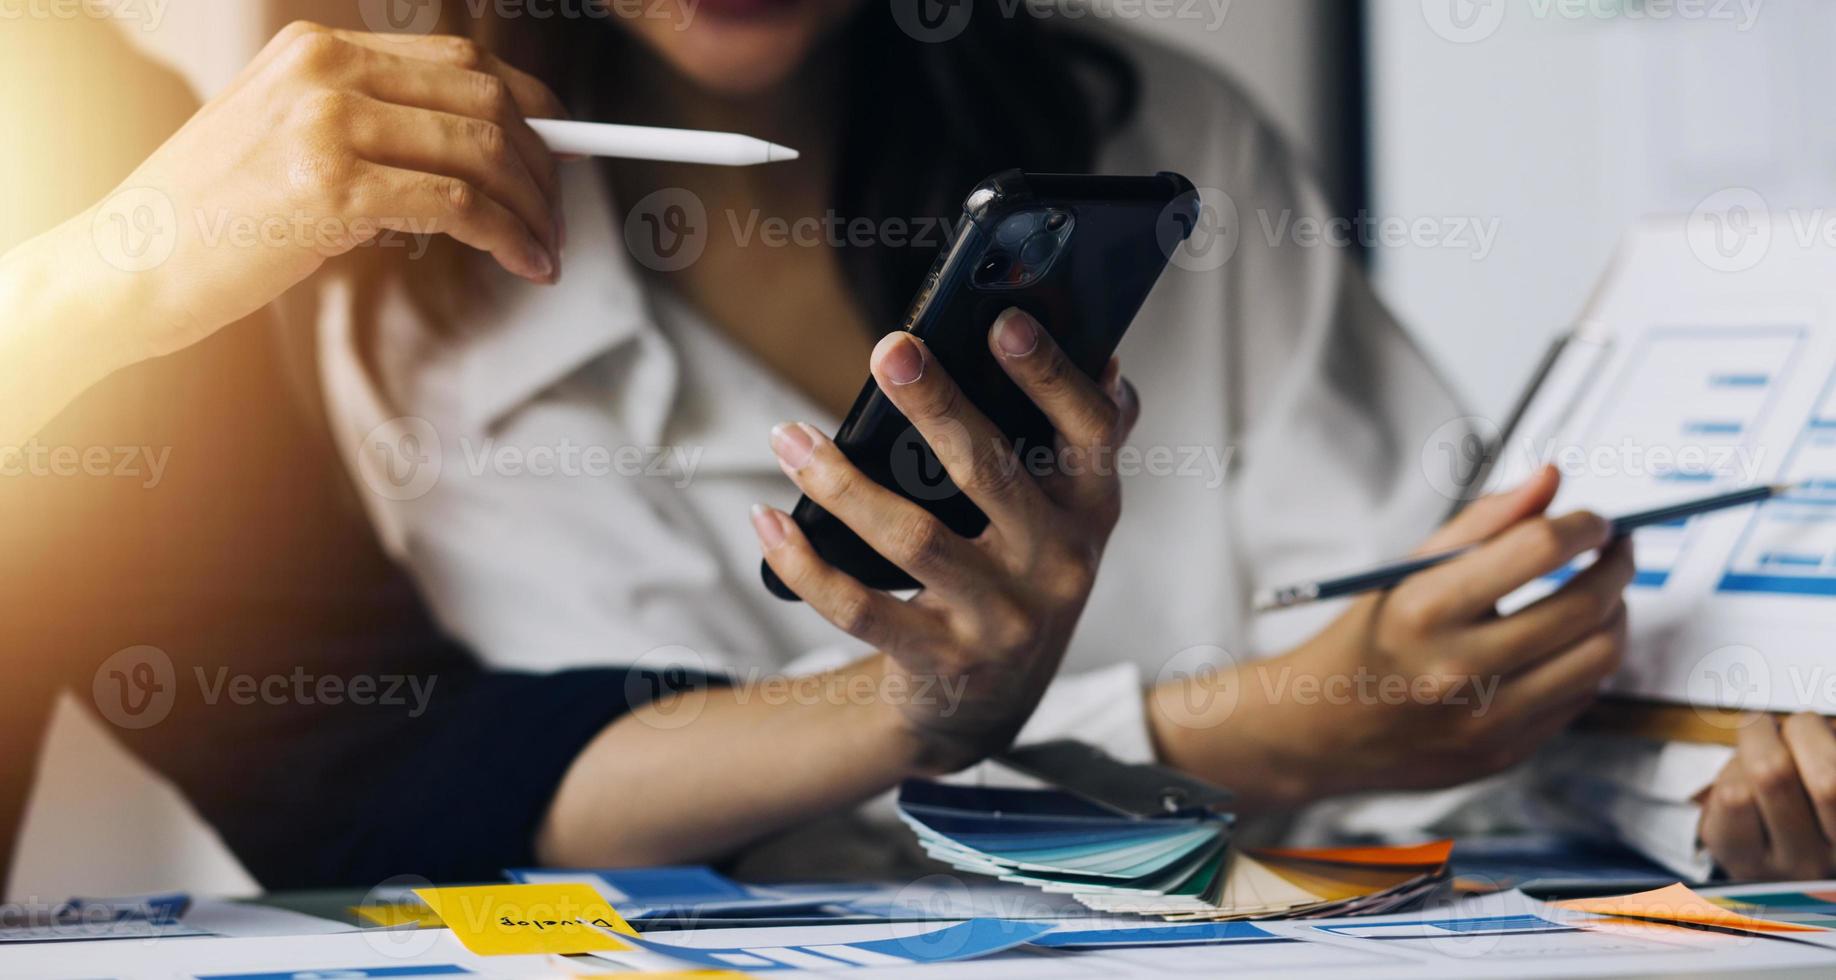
[1700,713,1836,880]
[81,22,569,365]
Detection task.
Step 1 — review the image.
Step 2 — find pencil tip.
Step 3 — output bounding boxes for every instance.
[767,142,800,163]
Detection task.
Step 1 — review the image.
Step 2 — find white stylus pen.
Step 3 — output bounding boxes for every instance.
[528,119,800,166]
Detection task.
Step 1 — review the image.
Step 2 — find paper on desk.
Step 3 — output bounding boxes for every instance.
[1553,882,1823,933]
[507,865,855,920]
[183,899,357,938]
[1534,735,1732,803]
[414,882,636,956]
[0,892,209,944]
[0,929,555,978]
[1697,880,1836,951]
[618,917,1054,972]
[1544,775,1718,880]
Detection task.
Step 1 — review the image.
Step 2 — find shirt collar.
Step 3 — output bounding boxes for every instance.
[456,163,663,436]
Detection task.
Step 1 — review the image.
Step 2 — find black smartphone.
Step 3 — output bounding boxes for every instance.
[763,170,1199,600]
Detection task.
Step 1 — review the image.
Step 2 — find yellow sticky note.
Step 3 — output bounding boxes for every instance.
[350,903,445,928]
[414,883,636,956]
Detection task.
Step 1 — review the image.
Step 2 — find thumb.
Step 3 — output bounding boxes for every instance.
[1416,464,1560,553]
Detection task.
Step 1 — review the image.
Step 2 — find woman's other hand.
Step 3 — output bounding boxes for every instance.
[1153,465,1635,811]
[754,308,1139,772]
[1701,713,1836,880]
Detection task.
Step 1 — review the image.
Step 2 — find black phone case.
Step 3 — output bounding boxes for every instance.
[764,170,1198,600]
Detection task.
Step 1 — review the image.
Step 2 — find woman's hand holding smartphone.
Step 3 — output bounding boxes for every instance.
[753,308,1138,772]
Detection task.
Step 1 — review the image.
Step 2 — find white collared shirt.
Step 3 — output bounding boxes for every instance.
[317,31,1503,861]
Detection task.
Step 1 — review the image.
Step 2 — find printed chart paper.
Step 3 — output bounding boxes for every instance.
[1483,216,1836,713]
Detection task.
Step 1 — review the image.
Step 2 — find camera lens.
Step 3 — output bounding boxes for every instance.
[1019,232,1056,267]
[995,213,1036,246]
[1044,211,1069,231]
[977,252,1011,283]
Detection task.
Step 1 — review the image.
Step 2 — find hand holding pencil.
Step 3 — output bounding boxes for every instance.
[1153,465,1636,808]
[1258,479,1789,612]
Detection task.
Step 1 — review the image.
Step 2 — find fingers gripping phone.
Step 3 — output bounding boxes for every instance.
[763,170,1199,600]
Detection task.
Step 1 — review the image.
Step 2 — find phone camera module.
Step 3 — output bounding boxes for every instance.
[975,209,1074,290]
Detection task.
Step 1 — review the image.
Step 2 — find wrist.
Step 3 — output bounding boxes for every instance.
[1,209,163,363]
[1146,648,1343,815]
[0,220,133,444]
[865,655,1019,779]
[850,656,955,780]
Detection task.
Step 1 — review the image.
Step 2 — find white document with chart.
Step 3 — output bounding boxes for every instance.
[1483,213,1836,715]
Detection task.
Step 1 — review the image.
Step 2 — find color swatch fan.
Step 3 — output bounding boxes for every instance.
[898,781,1450,920]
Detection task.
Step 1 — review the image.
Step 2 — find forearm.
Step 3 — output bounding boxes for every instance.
[0,212,156,446]
[535,654,930,867]
[1146,646,1342,816]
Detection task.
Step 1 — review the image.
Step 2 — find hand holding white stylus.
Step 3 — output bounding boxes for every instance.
[0,22,799,448]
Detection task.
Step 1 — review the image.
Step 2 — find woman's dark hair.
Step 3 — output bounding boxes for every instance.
[399,1,1136,333]
[825,4,1139,326]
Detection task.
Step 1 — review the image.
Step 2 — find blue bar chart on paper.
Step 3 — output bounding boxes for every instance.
[1566,326,1801,588]
[1721,370,1836,597]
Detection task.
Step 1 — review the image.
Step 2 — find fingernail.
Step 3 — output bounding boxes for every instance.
[530,246,556,282]
[883,334,925,385]
[1109,364,1127,405]
[750,504,787,550]
[994,309,1039,358]
[770,422,816,470]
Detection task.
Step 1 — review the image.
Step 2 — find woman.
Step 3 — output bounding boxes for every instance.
[292,3,1635,869]
[2,2,1827,882]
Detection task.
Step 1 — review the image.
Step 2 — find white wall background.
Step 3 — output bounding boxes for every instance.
[1369,0,1836,420]
[12,0,1347,900]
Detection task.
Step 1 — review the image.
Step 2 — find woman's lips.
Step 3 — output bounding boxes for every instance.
[691,0,804,20]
